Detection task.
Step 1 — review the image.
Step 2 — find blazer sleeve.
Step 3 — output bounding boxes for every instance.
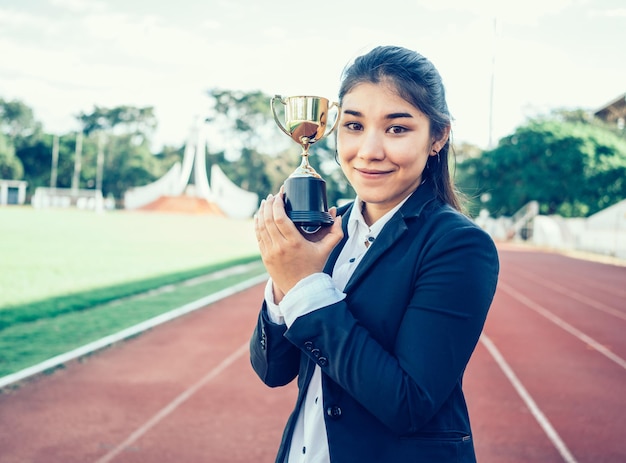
[249,302,301,388]
[282,222,499,434]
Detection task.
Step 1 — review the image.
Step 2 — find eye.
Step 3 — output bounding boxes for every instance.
[387,125,408,134]
[344,121,363,131]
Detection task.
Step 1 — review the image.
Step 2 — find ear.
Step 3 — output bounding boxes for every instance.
[430,125,451,155]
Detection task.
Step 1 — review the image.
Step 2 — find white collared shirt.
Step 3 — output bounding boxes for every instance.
[264,195,410,463]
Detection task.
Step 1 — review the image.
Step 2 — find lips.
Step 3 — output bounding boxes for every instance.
[355,167,392,178]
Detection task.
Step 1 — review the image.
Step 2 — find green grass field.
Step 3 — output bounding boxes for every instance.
[1,207,260,307]
[0,206,264,378]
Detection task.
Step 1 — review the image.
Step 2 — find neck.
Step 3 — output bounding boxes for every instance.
[361,202,380,227]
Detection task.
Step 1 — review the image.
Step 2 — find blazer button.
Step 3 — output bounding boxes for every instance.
[311,348,321,358]
[304,341,314,351]
[318,357,328,367]
[326,405,342,419]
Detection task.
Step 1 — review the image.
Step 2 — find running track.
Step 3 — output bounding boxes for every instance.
[0,244,624,462]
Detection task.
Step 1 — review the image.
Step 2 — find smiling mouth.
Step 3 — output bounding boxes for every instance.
[356,168,391,177]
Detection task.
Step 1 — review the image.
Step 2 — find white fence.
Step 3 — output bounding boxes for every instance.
[31,187,113,211]
[478,199,626,260]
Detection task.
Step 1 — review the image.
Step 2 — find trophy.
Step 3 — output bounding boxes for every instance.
[271,95,339,233]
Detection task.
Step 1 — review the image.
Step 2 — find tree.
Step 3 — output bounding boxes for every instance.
[76,105,162,200]
[208,89,273,148]
[205,88,283,199]
[153,144,185,178]
[0,98,170,202]
[98,133,162,201]
[467,119,626,217]
[451,141,486,217]
[77,105,157,143]
[0,132,24,179]
[0,98,41,181]
[0,98,42,145]
[16,134,80,190]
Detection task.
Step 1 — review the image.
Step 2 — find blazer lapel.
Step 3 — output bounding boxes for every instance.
[343,214,407,293]
[343,182,437,292]
[323,203,352,275]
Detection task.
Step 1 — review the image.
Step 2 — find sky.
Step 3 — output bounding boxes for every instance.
[1,0,625,152]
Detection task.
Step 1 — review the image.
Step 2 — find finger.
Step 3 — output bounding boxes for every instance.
[271,192,298,238]
[254,200,268,248]
[321,213,344,250]
[330,214,344,238]
[261,194,286,244]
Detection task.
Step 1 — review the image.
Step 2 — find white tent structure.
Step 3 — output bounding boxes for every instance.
[124,121,258,219]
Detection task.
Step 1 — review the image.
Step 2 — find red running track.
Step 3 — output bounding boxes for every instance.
[0,244,624,462]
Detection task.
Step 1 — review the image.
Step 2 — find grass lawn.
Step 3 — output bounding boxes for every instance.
[0,206,265,379]
[0,206,260,308]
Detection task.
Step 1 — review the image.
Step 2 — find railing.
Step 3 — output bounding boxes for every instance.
[508,201,539,240]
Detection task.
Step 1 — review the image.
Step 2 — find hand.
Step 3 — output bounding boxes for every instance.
[254,191,343,299]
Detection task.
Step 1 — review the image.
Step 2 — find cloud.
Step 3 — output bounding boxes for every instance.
[416,0,579,23]
[0,7,55,32]
[0,0,623,151]
[590,8,626,18]
[201,20,221,30]
[48,0,106,13]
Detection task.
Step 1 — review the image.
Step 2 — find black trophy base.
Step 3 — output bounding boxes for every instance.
[284,176,333,233]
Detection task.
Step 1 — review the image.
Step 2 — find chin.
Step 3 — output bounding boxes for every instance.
[357,194,390,205]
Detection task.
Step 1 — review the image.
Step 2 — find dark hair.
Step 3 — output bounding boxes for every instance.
[338,45,463,212]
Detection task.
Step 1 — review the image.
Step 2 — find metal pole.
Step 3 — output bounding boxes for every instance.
[488,17,497,149]
[50,135,59,189]
[96,132,104,192]
[71,131,83,195]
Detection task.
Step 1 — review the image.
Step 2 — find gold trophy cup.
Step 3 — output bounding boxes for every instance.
[271,95,339,233]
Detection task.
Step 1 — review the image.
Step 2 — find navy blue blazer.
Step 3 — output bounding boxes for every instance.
[250,180,499,462]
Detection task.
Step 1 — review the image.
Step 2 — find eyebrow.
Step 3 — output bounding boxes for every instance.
[342,109,414,119]
[386,112,414,120]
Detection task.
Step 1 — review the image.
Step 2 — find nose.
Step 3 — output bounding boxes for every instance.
[357,129,385,161]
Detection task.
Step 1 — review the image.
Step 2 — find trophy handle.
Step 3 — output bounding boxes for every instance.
[324,101,340,137]
[270,95,291,137]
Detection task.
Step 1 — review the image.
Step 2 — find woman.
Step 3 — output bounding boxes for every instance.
[251,45,499,463]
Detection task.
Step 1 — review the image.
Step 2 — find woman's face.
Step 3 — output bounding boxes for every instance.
[336,82,442,223]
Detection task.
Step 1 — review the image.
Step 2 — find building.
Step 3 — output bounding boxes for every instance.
[0,179,27,205]
[594,93,626,129]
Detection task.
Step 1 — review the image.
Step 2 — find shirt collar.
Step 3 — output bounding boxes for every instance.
[347,192,414,242]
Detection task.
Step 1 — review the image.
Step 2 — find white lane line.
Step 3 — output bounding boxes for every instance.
[0,272,268,390]
[513,268,626,321]
[499,282,626,371]
[480,334,579,463]
[94,342,249,463]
